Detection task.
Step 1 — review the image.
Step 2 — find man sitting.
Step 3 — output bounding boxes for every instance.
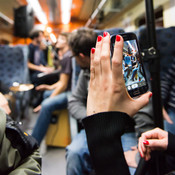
[32,32,72,145]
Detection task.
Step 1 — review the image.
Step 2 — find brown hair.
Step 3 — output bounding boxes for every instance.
[69,28,97,57]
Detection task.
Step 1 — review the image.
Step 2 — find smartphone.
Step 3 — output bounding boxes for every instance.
[111,32,148,97]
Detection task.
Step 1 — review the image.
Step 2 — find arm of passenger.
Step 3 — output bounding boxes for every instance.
[28,62,43,72]
[68,71,87,120]
[8,149,41,175]
[83,112,132,175]
[28,62,53,73]
[161,60,175,102]
[50,73,70,97]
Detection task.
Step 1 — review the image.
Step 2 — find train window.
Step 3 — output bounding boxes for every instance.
[136,7,163,27]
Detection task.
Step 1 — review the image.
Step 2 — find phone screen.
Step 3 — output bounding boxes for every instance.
[111,33,148,97]
[122,39,147,92]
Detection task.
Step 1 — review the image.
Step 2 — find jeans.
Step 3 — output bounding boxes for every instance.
[66,129,137,175]
[32,90,70,144]
[164,107,175,135]
[121,132,137,175]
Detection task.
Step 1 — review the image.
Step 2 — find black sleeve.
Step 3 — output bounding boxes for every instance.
[28,44,34,63]
[166,132,175,157]
[83,111,135,175]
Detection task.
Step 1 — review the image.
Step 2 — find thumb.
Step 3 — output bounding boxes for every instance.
[135,91,152,110]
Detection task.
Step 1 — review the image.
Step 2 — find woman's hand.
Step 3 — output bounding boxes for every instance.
[138,128,168,161]
[87,32,152,117]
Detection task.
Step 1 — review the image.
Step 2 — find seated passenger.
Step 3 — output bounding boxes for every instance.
[161,58,175,135]
[0,93,41,174]
[66,28,154,175]
[82,33,175,175]
[32,32,72,145]
[28,30,54,86]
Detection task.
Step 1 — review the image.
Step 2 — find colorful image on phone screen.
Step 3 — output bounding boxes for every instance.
[122,39,147,91]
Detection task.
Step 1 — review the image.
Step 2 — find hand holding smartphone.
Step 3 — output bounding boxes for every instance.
[111,32,148,97]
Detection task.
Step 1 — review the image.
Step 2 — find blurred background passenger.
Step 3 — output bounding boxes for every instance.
[0,93,41,175]
[28,30,54,86]
[32,32,72,145]
[161,58,175,134]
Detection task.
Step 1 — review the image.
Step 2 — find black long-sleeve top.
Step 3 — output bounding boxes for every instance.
[83,111,175,175]
[83,111,135,175]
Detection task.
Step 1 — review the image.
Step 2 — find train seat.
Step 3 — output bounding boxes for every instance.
[0,45,30,120]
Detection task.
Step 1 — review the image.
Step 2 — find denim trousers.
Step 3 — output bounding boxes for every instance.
[32,90,70,144]
[164,107,175,135]
[66,129,137,175]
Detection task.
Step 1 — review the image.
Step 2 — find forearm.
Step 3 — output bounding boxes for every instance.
[49,81,60,90]
[28,62,42,72]
[50,82,67,97]
[83,112,134,175]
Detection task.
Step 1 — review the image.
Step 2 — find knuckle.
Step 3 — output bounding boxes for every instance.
[100,54,106,60]
[112,59,120,67]
[93,59,100,66]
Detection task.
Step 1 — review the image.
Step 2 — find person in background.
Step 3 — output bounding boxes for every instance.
[0,93,41,175]
[161,58,175,134]
[32,32,72,145]
[28,30,54,86]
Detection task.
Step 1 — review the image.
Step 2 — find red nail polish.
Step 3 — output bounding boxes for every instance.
[149,93,153,98]
[140,153,143,158]
[103,32,107,37]
[91,48,95,54]
[143,140,149,145]
[116,35,121,42]
[97,36,102,42]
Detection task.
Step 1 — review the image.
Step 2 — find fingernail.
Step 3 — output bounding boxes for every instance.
[91,48,95,54]
[143,140,149,145]
[103,32,108,37]
[116,35,121,42]
[140,153,143,158]
[97,36,102,42]
[149,93,153,98]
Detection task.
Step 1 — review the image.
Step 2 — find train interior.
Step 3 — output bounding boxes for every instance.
[0,0,175,174]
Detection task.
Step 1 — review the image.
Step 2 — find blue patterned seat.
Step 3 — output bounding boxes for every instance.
[0,45,30,120]
[135,26,175,78]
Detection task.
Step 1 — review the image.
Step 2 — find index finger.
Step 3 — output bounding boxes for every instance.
[111,35,124,83]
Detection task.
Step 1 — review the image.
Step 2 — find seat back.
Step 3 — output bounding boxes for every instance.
[69,57,81,139]
[0,45,30,120]
[0,45,30,88]
[135,26,175,78]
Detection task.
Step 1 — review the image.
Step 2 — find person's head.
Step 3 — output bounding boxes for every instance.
[55,32,70,50]
[30,30,44,45]
[69,27,97,69]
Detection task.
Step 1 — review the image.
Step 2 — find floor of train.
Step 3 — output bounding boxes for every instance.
[20,107,67,175]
